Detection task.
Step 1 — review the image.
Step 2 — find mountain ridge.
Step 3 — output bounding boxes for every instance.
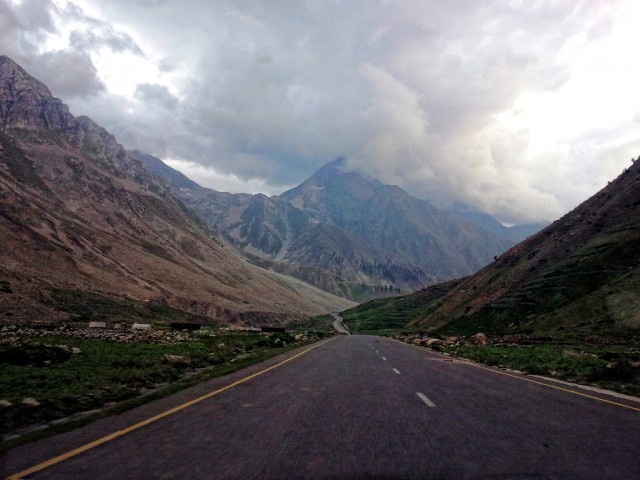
[0,55,354,325]
[137,152,534,301]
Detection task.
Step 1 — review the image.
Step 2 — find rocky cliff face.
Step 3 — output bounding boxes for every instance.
[0,55,354,325]
[0,57,73,132]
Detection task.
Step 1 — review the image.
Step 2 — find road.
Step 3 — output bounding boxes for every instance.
[330,312,350,334]
[3,335,640,479]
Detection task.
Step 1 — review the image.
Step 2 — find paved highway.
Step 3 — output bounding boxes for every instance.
[3,335,640,479]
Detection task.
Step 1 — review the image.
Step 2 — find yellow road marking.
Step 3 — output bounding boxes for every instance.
[7,338,334,480]
[407,342,640,413]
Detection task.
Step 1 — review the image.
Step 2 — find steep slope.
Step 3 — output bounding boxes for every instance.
[345,156,640,339]
[0,56,354,325]
[140,155,513,301]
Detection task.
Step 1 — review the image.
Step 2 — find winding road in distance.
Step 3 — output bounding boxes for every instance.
[3,335,640,479]
[330,312,350,334]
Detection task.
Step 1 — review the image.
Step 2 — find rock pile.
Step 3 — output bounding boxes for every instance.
[0,324,193,344]
[399,332,555,348]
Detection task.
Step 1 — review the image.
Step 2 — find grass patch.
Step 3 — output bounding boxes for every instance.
[0,329,321,452]
[440,343,640,397]
[342,280,462,335]
[286,314,334,333]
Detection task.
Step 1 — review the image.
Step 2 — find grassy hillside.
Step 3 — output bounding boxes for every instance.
[342,279,462,334]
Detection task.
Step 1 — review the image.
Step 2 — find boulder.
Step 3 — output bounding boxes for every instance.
[163,354,191,365]
[22,397,40,407]
[473,332,489,346]
[132,323,151,331]
[426,338,444,347]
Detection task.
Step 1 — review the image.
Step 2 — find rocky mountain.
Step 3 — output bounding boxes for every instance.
[139,155,515,301]
[450,202,547,243]
[344,155,640,338]
[0,55,354,326]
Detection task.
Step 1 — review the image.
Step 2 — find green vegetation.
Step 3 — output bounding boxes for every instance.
[287,314,334,332]
[342,296,411,335]
[439,233,640,337]
[0,328,320,451]
[440,343,640,397]
[342,279,462,335]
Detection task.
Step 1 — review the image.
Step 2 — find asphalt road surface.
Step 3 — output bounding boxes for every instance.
[3,335,640,479]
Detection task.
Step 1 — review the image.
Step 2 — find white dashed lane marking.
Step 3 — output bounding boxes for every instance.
[417,392,436,407]
[392,368,401,375]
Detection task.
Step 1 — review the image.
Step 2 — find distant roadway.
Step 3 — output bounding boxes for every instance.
[330,312,350,334]
[3,335,640,479]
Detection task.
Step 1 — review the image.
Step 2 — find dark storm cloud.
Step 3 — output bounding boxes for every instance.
[35,49,105,98]
[134,83,178,110]
[2,0,637,223]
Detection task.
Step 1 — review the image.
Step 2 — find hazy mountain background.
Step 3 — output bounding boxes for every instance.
[138,154,544,301]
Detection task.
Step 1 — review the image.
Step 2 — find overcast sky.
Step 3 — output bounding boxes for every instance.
[2,0,639,224]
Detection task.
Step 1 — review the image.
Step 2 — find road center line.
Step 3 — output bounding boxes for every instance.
[417,392,436,408]
[7,338,335,480]
[382,357,387,361]
[392,368,401,374]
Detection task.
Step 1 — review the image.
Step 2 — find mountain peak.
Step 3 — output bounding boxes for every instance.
[316,156,348,173]
[281,158,384,208]
[0,55,72,131]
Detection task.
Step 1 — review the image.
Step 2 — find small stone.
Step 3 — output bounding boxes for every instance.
[163,354,191,365]
[131,323,151,331]
[22,397,40,407]
[71,347,82,354]
[473,333,489,346]
[0,399,12,407]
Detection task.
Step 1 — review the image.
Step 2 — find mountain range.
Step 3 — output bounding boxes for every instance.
[0,55,355,326]
[138,154,540,301]
[345,153,640,338]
